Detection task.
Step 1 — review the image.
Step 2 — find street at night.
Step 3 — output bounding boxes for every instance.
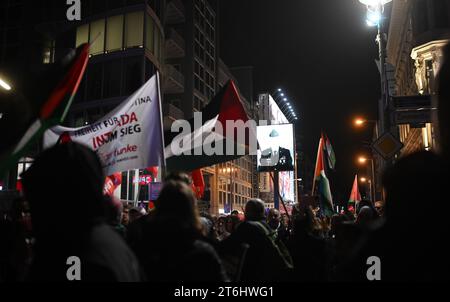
[1,0,450,290]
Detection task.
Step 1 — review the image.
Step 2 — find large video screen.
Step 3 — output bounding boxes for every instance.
[257,124,294,172]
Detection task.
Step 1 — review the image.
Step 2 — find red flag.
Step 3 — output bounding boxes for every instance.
[191,169,205,199]
[348,175,362,205]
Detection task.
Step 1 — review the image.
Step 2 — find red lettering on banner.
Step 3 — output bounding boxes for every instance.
[114,144,138,157]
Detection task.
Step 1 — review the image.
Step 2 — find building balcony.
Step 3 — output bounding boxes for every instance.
[166,0,185,25]
[165,28,185,59]
[163,103,184,121]
[163,64,184,94]
[163,103,184,130]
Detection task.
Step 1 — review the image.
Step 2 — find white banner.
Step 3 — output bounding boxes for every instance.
[44,74,164,176]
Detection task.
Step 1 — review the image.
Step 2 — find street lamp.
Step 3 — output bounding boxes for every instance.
[359,177,373,202]
[357,155,376,202]
[353,117,380,138]
[0,77,12,91]
[357,0,392,150]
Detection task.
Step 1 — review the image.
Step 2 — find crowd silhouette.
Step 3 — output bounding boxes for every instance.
[1,44,450,282]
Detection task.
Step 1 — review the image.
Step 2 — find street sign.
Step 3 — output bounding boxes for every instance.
[372,132,404,160]
[395,109,432,125]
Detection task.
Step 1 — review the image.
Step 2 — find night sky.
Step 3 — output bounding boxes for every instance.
[219,0,383,203]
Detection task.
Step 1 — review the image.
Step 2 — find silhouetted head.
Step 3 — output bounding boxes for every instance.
[267,208,281,229]
[128,207,145,224]
[383,151,447,230]
[164,172,193,186]
[21,142,105,238]
[154,180,202,236]
[244,199,266,222]
[437,43,450,158]
[104,195,123,226]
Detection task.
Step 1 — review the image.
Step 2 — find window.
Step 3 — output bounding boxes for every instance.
[104,59,122,98]
[87,63,103,101]
[125,11,144,48]
[124,56,143,95]
[106,15,123,52]
[17,158,34,180]
[145,14,155,52]
[76,24,89,47]
[89,19,105,55]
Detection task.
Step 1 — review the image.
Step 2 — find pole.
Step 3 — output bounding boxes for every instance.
[230,164,234,213]
[370,159,376,202]
[376,4,388,136]
[273,171,280,210]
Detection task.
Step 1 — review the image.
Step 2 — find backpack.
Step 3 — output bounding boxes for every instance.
[250,221,294,275]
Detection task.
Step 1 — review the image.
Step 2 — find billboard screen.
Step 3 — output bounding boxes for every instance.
[257,124,294,172]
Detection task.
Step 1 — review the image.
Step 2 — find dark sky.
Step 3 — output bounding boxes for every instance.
[219,0,382,203]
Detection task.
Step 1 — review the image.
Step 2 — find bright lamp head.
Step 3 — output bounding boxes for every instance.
[366,10,382,26]
[359,0,392,5]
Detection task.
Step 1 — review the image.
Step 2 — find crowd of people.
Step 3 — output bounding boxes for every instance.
[1,45,450,283]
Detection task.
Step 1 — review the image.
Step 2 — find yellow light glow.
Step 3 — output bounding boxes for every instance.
[354,118,365,127]
[358,156,368,164]
[0,78,12,91]
[360,177,367,183]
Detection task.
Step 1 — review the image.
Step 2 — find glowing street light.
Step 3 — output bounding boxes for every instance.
[358,156,369,164]
[355,118,366,127]
[360,177,368,183]
[0,77,12,91]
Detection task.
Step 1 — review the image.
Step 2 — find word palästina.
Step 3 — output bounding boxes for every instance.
[134,95,152,107]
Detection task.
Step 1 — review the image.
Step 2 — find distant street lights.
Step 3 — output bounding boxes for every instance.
[359,176,373,202]
[357,155,376,202]
[353,117,379,138]
[273,89,299,122]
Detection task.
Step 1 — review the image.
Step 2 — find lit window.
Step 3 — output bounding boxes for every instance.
[125,11,144,48]
[90,19,105,55]
[106,15,123,52]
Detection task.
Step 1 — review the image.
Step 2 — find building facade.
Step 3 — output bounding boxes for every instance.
[387,0,450,155]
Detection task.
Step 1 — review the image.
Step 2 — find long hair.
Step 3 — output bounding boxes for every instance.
[153,180,202,238]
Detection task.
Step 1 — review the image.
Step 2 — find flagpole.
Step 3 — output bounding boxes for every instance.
[311,137,323,194]
[156,71,167,181]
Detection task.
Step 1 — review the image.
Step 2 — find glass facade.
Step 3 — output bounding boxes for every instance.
[75,10,162,61]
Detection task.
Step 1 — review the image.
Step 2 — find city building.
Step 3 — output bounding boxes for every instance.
[215,59,256,214]
[256,93,298,210]
[0,0,257,214]
[387,0,450,155]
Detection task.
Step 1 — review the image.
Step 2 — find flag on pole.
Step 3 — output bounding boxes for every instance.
[0,44,90,177]
[164,80,256,172]
[312,136,334,217]
[44,73,165,176]
[348,174,362,205]
[191,169,205,199]
[323,133,336,170]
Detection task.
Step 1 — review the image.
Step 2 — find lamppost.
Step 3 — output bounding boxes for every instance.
[358,0,392,139]
[359,177,373,202]
[358,156,376,202]
[354,117,379,139]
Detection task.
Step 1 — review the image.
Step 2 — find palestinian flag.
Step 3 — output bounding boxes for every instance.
[348,174,362,206]
[164,80,255,172]
[0,43,90,177]
[323,133,336,170]
[312,136,334,217]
